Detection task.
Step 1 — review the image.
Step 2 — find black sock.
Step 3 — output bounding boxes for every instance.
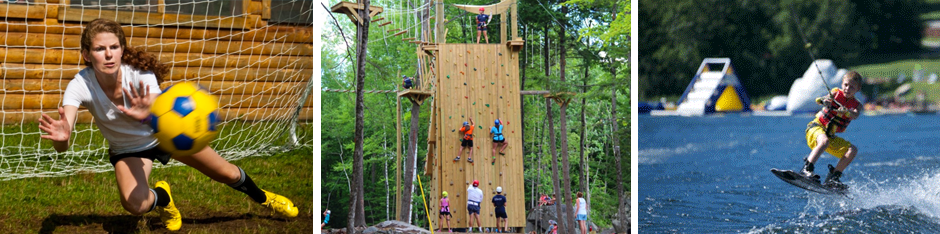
[227,166,268,203]
[151,187,170,209]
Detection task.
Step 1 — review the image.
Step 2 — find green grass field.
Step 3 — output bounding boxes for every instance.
[0,120,313,233]
[847,58,940,100]
[0,146,312,233]
[921,11,940,21]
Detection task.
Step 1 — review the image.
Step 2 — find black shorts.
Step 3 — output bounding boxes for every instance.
[440,211,451,217]
[493,139,505,143]
[109,146,172,166]
[468,204,481,214]
[477,23,487,31]
[495,209,507,219]
[461,139,474,147]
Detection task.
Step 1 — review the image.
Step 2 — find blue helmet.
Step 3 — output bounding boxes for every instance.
[463,121,469,126]
[494,120,500,125]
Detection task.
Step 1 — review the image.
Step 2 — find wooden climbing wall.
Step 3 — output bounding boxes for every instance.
[427,44,524,229]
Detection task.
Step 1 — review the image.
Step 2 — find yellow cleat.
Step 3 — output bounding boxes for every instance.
[261,190,298,217]
[155,181,182,231]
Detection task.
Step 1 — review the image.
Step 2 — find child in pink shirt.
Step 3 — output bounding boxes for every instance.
[438,191,452,232]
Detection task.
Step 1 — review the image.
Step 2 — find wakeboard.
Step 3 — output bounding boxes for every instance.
[770,168,847,195]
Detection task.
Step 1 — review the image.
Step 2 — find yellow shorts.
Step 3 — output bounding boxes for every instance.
[805,119,852,158]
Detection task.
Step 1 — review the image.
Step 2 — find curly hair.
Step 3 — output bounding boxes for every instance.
[80,18,168,84]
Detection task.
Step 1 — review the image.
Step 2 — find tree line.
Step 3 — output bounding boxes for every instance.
[639,0,923,100]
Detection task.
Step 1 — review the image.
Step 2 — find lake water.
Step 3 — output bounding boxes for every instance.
[639,114,940,233]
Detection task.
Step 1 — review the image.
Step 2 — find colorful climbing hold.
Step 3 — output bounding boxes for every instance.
[452,129,455,132]
[467,50,471,54]
[447,75,450,78]
[474,68,477,71]
[482,86,485,88]
[500,96,503,99]
[499,53,502,56]
[485,104,490,107]
[464,96,468,99]
[465,63,468,66]
[491,82,495,85]
[473,102,476,105]
[464,83,467,85]
[449,116,452,119]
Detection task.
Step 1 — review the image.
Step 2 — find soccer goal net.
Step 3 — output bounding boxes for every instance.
[0,0,313,180]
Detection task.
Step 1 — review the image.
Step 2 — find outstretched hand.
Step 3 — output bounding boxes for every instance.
[116,80,153,122]
[39,107,71,142]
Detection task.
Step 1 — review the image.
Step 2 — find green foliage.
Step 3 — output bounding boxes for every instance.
[640,0,924,100]
[322,0,629,229]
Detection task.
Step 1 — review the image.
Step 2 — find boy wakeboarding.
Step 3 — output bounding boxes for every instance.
[798,71,862,190]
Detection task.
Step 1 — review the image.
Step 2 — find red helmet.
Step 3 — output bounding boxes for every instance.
[479,7,485,12]
[472,180,480,186]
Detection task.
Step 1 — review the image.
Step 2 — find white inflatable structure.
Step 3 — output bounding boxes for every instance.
[786,60,866,114]
[765,95,788,111]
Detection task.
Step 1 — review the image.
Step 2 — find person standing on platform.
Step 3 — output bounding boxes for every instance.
[475,7,490,43]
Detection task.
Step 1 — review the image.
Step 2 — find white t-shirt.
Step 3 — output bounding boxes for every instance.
[576,197,587,215]
[467,185,483,203]
[63,65,163,154]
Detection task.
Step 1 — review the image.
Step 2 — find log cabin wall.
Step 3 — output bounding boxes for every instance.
[0,0,313,124]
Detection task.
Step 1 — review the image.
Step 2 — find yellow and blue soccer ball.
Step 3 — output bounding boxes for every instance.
[149,82,220,156]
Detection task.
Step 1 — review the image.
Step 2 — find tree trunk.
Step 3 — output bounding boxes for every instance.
[580,67,589,219]
[547,98,568,234]
[558,6,577,234]
[400,100,420,223]
[385,144,390,221]
[543,26,549,78]
[520,24,527,157]
[612,77,627,234]
[349,0,371,232]
[371,158,378,185]
[535,102,546,227]
[521,25,531,209]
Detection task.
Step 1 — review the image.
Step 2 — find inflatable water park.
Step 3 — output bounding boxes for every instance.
[646,58,873,116]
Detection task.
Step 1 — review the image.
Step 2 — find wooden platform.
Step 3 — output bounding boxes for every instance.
[398,89,433,105]
[506,39,524,51]
[330,1,384,25]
